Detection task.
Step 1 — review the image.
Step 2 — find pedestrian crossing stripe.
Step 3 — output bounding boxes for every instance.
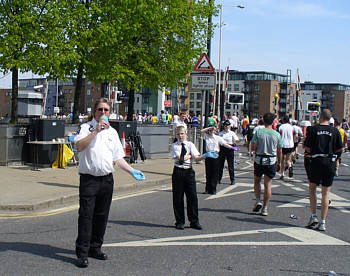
[277,191,350,213]
[104,227,349,247]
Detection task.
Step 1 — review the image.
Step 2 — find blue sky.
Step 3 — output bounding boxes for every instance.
[1,0,349,88]
[210,0,350,83]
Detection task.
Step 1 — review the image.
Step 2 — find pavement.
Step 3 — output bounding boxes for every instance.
[0,157,206,213]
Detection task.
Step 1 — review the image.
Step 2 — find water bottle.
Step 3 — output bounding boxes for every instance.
[328,271,337,276]
[100,115,109,129]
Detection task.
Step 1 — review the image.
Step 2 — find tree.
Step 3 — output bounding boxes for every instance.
[85,0,217,121]
[0,0,61,123]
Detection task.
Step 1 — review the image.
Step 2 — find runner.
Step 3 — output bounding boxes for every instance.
[279,115,295,180]
[251,112,282,216]
[304,109,343,231]
[334,118,347,176]
[292,121,303,162]
[246,121,256,157]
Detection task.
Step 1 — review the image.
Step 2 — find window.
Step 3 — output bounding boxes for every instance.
[190,102,194,108]
[255,85,260,92]
[143,96,149,104]
[196,93,202,100]
[196,102,201,108]
[313,93,318,100]
[227,84,232,91]
[136,97,139,103]
[190,93,194,100]
[234,84,239,91]
[274,85,278,92]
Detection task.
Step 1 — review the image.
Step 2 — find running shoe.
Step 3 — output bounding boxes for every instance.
[335,170,339,177]
[306,216,319,229]
[289,166,293,178]
[252,201,263,212]
[279,175,284,180]
[261,206,268,216]
[316,222,326,231]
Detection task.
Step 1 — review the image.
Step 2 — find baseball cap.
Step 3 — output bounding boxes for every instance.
[223,120,231,126]
[208,120,215,126]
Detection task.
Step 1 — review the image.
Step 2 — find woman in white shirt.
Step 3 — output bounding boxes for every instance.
[201,122,236,194]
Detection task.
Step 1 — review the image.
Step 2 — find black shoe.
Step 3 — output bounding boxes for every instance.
[230,179,235,185]
[76,257,89,268]
[88,250,108,260]
[190,223,202,230]
[175,223,185,230]
[202,191,208,194]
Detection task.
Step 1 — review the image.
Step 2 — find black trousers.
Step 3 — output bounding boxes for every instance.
[172,167,199,225]
[205,157,219,194]
[76,173,114,258]
[217,146,235,183]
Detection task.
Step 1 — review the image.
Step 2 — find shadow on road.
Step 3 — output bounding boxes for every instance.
[0,242,75,264]
[38,182,78,189]
[108,220,174,229]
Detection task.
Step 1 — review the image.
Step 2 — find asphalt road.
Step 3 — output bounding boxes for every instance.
[1,151,350,276]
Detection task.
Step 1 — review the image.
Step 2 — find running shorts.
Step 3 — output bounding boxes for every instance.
[254,162,277,179]
[309,157,336,187]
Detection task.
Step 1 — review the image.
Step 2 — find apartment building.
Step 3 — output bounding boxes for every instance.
[188,70,297,120]
[301,82,350,121]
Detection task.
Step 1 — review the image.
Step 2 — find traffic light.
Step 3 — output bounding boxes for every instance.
[307,102,320,111]
[228,93,244,104]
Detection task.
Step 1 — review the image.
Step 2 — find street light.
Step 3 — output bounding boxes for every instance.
[217,3,244,122]
[273,93,279,114]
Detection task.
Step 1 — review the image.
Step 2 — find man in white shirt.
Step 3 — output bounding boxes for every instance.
[218,120,239,185]
[279,115,295,180]
[173,110,188,142]
[229,113,239,132]
[74,98,145,268]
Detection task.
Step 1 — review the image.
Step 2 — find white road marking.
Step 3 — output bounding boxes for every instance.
[104,227,349,247]
[277,191,350,213]
[205,182,280,200]
[342,163,349,167]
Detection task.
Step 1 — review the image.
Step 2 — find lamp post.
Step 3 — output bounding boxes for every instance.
[217,3,244,123]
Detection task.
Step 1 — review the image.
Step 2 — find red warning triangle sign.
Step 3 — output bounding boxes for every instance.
[193,53,215,72]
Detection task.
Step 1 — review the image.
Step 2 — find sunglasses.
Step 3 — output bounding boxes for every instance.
[97,108,109,112]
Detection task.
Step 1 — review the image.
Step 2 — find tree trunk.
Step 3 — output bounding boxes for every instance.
[127,88,135,121]
[10,67,18,124]
[72,62,84,124]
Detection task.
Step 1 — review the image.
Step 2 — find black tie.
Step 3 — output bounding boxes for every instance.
[179,143,187,165]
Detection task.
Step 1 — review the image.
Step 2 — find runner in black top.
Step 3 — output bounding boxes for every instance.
[304,109,343,231]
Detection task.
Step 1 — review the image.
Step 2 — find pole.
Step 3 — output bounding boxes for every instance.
[203,0,212,153]
[55,78,58,115]
[217,5,222,121]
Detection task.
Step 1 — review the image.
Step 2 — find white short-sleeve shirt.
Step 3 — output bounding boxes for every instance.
[218,130,239,145]
[75,118,125,176]
[204,133,225,152]
[171,140,200,169]
[279,123,295,148]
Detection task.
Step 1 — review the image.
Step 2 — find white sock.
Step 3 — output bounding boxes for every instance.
[321,220,326,224]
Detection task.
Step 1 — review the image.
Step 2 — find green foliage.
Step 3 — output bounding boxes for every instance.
[0,0,217,122]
